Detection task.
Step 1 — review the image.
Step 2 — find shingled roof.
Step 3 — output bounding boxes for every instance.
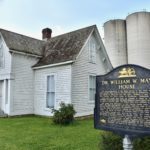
[33,25,96,67]
[0,29,45,56]
[0,25,96,67]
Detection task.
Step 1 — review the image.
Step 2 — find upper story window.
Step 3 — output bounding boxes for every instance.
[0,41,4,68]
[89,39,96,63]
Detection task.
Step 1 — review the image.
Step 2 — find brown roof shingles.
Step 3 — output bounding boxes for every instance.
[34,25,95,67]
[0,29,45,56]
[0,25,96,67]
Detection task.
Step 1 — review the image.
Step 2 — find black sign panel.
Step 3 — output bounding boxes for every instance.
[94,65,150,136]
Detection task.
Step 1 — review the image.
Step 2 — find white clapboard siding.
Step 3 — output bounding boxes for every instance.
[0,36,13,115]
[34,65,71,116]
[72,31,112,117]
[10,53,39,115]
[0,34,12,79]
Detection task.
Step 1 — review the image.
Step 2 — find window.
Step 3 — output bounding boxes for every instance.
[0,42,4,68]
[89,75,96,101]
[89,40,96,63]
[46,75,55,108]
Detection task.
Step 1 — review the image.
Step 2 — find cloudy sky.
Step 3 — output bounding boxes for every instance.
[0,0,150,39]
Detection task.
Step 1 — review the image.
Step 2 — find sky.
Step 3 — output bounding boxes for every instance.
[0,0,150,40]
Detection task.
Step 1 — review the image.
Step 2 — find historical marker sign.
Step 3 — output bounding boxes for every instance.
[94,65,150,136]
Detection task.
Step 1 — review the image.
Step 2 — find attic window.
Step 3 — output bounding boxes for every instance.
[89,39,96,63]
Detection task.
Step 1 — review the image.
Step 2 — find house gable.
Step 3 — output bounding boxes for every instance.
[75,26,113,71]
[71,27,112,116]
[0,33,12,80]
[0,29,43,115]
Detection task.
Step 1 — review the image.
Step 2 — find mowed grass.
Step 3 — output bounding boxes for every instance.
[0,116,100,150]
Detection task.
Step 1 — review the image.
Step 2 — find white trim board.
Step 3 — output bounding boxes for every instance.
[33,61,74,70]
[9,50,42,58]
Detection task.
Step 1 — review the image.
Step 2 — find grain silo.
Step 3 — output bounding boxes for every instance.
[104,19,127,68]
[126,11,150,69]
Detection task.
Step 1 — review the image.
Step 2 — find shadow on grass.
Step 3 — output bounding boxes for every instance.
[50,120,81,128]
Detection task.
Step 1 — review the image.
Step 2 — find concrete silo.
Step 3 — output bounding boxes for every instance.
[104,19,127,68]
[126,12,150,69]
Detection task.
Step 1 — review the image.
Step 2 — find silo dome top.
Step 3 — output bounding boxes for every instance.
[104,19,125,26]
[126,11,150,19]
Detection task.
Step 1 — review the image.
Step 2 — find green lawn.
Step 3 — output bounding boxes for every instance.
[0,116,100,150]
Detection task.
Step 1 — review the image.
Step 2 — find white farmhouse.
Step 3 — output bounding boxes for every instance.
[0,25,112,117]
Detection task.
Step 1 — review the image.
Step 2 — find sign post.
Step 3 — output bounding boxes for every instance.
[123,135,133,150]
[94,65,150,149]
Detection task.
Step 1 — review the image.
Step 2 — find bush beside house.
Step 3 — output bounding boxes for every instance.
[52,103,76,125]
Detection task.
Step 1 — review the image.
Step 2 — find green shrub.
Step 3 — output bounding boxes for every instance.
[100,131,123,150]
[133,136,150,150]
[52,102,76,125]
[100,131,150,150]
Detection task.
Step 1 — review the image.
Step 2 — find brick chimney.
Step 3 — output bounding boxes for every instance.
[42,28,52,41]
